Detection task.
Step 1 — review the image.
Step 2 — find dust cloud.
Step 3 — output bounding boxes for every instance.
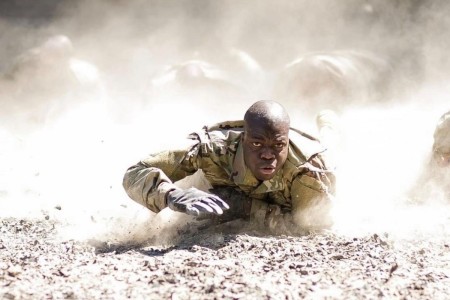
[1,0,449,244]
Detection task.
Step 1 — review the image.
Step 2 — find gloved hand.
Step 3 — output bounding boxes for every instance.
[166,187,230,216]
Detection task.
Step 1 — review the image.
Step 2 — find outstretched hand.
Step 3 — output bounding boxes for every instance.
[166,187,230,216]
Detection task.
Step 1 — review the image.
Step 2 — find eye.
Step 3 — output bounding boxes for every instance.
[274,142,286,149]
[252,142,262,147]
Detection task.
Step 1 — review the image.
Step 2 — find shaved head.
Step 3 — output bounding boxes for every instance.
[242,100,290,181]
[244,100,290,130]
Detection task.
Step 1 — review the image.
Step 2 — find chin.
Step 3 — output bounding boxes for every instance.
[256,174,275,181]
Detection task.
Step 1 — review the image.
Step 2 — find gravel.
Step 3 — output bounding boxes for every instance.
[1,214,450,300]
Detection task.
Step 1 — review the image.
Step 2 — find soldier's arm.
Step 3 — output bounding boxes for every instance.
[290,154,336,230]
[123,140,200,213]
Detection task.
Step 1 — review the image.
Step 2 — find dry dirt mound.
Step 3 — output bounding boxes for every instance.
[1,217,450,299]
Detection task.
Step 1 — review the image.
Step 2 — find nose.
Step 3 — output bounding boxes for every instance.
[260,147,275,160]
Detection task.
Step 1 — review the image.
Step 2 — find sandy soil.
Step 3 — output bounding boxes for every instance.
[1,211,449,300]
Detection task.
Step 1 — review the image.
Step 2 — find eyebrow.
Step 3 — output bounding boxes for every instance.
[247,134,288,142]
[247,135,265,140]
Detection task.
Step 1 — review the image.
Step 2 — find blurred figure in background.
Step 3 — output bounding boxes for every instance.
[150,59,243,97]
[205,47,267,95]
[1,34,106,133]
[409,110,450,203]
[0,35,109,207]
[147,56,253,106]
[315,109,343,172]
[272,50,393,118]
[431,111,450,169]
[142,56,256,126]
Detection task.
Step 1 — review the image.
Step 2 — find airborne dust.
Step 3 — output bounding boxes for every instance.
[1,0,450,244]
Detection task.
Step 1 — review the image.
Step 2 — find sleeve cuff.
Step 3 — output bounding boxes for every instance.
[156,182,178,211]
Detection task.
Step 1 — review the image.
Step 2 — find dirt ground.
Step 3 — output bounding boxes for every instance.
[1,209,449,300]
[1,1,450,299]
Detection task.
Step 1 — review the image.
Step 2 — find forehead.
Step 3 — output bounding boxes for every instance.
[245,120,289,138]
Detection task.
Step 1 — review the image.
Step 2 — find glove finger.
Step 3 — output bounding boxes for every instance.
[176,196,192,205]
[181,190,196,199]
[206,195,230,210]
[186,204,217,216]
[192,201,215,214]
[200,198,224,215]
[177,194,200,205]
[185,188,217,199]
[216,198,230,210]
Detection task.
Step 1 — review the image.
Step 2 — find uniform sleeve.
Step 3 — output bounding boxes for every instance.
[122,139,200,213]
[290,153,336,229]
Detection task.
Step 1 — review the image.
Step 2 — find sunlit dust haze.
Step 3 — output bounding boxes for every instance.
[1,0,450,244]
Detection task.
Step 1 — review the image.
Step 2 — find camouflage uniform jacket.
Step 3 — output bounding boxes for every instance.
[123,121,336,229]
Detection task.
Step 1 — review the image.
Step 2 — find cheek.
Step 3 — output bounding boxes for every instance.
[248,152,259,164]
[243,148,256,165]
[276,149,289,162]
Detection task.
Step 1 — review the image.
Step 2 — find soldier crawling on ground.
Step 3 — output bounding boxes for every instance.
[122,100,336,234]
[410,110,450,203]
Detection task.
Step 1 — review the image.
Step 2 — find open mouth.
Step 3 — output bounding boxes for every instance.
[259,166,275,175]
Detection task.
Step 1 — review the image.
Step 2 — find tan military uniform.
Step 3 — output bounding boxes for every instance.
[433,111,450,160]
[408,111,450,203]
[123,121,336,231]
[429,111,450,197]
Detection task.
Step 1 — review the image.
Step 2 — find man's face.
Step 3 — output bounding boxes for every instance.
[242,120,289,181]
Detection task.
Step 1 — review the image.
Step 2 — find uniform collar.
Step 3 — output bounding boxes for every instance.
[232,139,285,194]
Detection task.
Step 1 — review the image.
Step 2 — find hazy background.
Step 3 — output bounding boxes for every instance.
[1,0,450,242]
